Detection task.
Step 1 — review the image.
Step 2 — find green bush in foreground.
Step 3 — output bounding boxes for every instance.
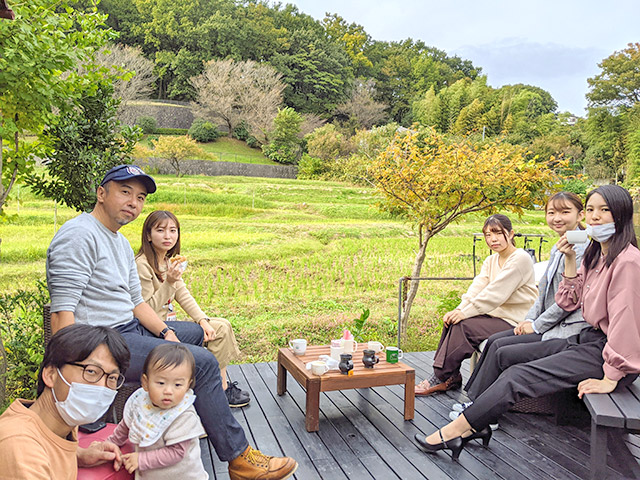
[0,281,49,408]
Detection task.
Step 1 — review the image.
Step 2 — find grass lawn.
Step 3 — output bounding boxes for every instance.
[0,175,552,364]
[142,135,278,165]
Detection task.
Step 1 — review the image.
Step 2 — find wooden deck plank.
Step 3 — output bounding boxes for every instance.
[265,361,394,479]
[196,351,639,480]
[403,353,568,480]
[323,387,433,479]
[344,386,479,480]
[240,362,322,480]
[405,351,603,480]
[413,350,630,479]
[254,362,349,480]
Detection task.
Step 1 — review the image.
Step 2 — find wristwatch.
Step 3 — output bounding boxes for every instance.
[159,326,176,339]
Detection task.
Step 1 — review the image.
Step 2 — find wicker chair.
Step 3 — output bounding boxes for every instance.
[43,304,138,423]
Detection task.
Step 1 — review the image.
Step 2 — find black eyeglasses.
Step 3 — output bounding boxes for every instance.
[67,362,126,390]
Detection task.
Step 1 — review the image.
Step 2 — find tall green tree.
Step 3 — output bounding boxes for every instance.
[270,29,353,115]
[0,0,114,214]
[587,43,640,111]
[322,13,372,76]
[26,81,141,212]
[584,44,640,182]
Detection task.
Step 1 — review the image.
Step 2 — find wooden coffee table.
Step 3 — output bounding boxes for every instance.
[277,345,415,432]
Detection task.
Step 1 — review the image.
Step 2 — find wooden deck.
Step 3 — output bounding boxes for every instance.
[199,351,640,480]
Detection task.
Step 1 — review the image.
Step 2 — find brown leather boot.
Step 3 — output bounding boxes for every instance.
[228,445,298,480]
[415,372,463,396]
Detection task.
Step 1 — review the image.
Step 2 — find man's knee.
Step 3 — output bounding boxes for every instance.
[190,345,220,378]
[172,321,204,345]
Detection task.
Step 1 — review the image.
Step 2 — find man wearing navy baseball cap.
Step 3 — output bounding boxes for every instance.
[46,164,298,479]
[100,164,157,194]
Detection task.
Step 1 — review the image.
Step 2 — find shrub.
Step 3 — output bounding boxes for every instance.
[306,124,354,161]
[297,154,327,179]
[262,107,303,164]
[563,177,591,195]
[246,135,260,149]
[232,120,250,141]
[136,116,157,134]
[0,281,49,407]
[189,119,221,143]
[149,135,209,176]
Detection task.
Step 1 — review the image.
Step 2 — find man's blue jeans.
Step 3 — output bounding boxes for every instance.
[115,318,249,462]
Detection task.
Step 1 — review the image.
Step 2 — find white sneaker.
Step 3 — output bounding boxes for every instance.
[452,401,473,413]
[448,410,499,431]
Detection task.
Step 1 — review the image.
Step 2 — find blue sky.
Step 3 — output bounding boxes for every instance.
[279,0,638,116]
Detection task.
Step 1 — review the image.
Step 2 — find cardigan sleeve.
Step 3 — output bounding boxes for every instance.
[458,256,491,312]
[459,251,532,319]
[135,255,177,316]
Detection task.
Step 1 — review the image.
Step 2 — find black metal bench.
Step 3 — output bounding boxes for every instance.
[583,378,640,480]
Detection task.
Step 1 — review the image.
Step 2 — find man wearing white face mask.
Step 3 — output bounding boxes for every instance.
[0,324,131,479]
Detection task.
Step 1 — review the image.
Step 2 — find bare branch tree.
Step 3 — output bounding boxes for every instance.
[191,59,285,143]
[335,78,387,129]
[95,44,156,124]
[299,113,326,138]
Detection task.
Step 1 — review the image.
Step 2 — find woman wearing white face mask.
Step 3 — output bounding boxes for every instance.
[0,324,131,479]
[414,185,640,460]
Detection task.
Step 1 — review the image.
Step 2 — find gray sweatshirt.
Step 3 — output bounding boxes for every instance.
[46,213,144,328]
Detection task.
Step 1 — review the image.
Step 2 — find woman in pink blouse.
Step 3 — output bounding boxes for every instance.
[414,185,640,460]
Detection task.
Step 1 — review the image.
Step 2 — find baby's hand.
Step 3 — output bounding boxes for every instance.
[122,452,139,473]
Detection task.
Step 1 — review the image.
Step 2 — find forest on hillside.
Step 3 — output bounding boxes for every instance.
[93,0,640,186]
[2,0,640,216]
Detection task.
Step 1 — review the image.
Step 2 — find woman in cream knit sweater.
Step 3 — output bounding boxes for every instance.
[415,214,537,396]
[136,210,249,408]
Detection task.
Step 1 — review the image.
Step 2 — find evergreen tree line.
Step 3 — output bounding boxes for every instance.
[96,1,640,185]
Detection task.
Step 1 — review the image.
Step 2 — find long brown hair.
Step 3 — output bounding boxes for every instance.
[583,185,637,270]
[136,210,181,281]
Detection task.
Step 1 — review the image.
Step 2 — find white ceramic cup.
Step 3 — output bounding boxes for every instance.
[566,229,589,244]
[330,345,343,361]
[367,341,385,353]
[330,339,342,348]
[289,338,307,355]
[341,338,358,354]
[311,360,330,376]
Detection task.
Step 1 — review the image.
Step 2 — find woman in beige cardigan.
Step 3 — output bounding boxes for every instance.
[136,210,249,407]
[415,214,538,396]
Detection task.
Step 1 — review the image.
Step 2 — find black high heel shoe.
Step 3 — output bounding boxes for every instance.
[414,430,464,460]
[461,426,492,447]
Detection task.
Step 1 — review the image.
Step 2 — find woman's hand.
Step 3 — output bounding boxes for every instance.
[443,309,464,326]
[577,376,618,399]
[556,235,576,258]
[165,260,184,284]
[199,319,217,342]
[556,234,578,278]
[514,321,534,335]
